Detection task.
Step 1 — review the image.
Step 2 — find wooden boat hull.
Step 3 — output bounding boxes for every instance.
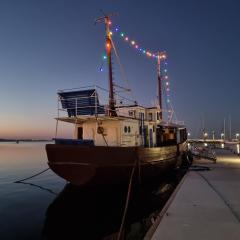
[46,143,187,186]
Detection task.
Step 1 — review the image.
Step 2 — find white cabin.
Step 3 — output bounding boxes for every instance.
[56,88,187,147]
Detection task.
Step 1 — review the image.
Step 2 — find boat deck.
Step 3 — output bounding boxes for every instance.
[145,148,240,240]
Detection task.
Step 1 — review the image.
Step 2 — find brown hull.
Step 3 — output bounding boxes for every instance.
[46,143,187,186]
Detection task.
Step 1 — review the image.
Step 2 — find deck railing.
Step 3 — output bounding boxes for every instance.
[56,85,185,125]
[57,85,138,119]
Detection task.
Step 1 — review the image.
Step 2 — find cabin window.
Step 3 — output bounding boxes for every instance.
[124,126,128,133]
[157,112,160,120]
[128,126,131,133]
[153,125,155,132]
[129,110,135,117]
[148,113,153,121]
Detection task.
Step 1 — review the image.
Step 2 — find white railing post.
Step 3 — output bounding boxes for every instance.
[75,98,77,116]
[95,86,97,116]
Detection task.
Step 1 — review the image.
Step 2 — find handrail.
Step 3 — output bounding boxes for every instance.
[56,86,184,125]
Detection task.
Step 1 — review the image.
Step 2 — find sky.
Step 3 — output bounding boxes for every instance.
[0,0,240,139]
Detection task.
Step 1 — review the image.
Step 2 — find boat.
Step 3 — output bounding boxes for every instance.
[46,14,188,186]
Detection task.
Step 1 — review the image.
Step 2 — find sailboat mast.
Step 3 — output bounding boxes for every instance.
[157,52,162,120]
[104,17,116,116]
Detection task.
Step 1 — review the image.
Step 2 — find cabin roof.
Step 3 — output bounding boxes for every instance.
[56,115,138,124]
[147,107,159,110]
[116,104,145,109]
[159,121,185,128]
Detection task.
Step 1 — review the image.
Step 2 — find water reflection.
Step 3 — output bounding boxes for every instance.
[42,169,185,240]
[0,143,186,240]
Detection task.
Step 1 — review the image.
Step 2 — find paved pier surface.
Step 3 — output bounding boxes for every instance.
[148,149,240,240]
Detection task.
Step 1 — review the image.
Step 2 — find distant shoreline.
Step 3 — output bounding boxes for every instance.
[0,139,53,143]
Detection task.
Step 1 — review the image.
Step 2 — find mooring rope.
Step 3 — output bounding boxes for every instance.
[16,181,58,195]
[117,157,139,240]
[14,168,50,183]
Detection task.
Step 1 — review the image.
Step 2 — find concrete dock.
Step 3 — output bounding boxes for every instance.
[146,148,240,240]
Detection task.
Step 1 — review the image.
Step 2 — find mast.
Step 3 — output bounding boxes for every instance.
[157,52,163,120]
[157,52,166,120]
[95,13,117,117]
[105,17,116,116]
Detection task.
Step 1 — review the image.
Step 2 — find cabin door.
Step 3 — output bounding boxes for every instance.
[143,126,148,147]
[149,129,153,147]
[77,127,83,139]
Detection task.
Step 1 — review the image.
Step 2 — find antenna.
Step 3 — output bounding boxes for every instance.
[94,11,118,25]
[224,117,226,141]
[229,114,232,141]
[95,12,118,116]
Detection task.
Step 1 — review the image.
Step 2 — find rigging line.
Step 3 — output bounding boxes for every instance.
[162,78,171,122]
[55,96,60,138]
[163,75,175,122]
[168,101,176,122]
[110,38,137,103]
[94,107,108,147]
[117,157,138,240]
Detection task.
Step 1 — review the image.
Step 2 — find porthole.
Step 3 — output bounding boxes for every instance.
[128,126,131,133]
[124,126,128,133]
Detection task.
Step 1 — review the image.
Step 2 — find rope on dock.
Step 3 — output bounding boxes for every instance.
[117,157,138,240]
[14,168,50,183]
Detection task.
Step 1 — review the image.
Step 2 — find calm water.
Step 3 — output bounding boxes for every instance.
[0,142,185,240]
[0,142,65,240]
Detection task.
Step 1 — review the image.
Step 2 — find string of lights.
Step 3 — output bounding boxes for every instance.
[109,22,166,60]
[161,58,172,121]
[98,21,172,120]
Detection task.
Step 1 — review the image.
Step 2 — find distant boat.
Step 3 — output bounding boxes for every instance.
[46,15,188,186]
